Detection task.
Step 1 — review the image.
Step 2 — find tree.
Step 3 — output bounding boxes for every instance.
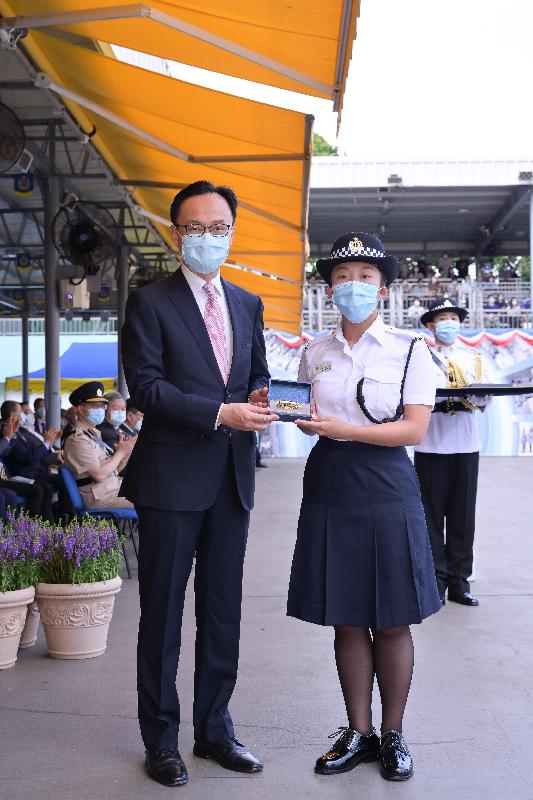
[312,132,338,156]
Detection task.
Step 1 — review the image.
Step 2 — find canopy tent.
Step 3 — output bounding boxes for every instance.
[0,1,359,115]
[5,342,118,394]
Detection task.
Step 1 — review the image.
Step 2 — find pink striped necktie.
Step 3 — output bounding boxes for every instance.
[203,281,229,383]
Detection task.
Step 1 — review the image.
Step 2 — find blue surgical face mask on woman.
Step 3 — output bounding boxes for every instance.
[332,280,382,324]
[181,233,230,275]
[86,407,105,427]
[109,410,126,428]
[435,320,460,345]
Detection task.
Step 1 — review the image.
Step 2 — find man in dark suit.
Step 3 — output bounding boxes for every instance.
[121,180,276,788]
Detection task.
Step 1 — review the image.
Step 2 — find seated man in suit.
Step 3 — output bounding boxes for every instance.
[1,400,61,484]
[121,399,143,438]
[34,397,47,436]
[0,405,55,521]
[97,392,128,451]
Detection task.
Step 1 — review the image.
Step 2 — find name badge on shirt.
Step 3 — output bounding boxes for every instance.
[314,361,333,375]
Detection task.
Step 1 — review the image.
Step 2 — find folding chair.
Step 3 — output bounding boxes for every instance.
[60,465,138,578]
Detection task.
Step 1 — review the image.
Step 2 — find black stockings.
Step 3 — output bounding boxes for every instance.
[334,625,414,734]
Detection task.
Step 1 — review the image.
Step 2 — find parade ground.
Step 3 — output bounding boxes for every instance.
[1,456,532,800]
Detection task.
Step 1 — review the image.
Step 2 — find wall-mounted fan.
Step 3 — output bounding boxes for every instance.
[52,202,119,276]
[0,102,26,174]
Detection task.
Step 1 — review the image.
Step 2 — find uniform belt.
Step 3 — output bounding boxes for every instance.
[433,401,473,413]
[76,477,93,487]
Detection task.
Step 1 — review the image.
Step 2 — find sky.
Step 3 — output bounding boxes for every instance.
[133,0,533,162]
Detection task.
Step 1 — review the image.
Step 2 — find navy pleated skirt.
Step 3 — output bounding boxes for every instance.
[287,437,441,629]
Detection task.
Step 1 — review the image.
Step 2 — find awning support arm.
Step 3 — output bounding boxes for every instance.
[34,73,305,164]
[2,4,332,95]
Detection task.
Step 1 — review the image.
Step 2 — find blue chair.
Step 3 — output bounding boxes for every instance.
[60,465,138,579]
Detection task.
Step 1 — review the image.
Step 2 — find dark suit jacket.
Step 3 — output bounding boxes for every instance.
[120,269,270,512]
[2,427,50,481]
[97,420,120,450]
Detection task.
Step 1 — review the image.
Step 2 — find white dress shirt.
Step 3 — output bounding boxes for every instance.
[181,263,233,369]
[414,342,489,454]
[298,316,436,427]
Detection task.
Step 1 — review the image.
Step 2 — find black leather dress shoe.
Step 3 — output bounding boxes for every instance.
[193,737,263,773]
[145,749,189,787]
[315,727,380,775]
[378,731,413,781]
[448,591,479,606]
[439,594,446,607]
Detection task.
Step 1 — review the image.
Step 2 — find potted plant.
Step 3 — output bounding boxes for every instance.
[0,511,44,669]
[36,518,123,660]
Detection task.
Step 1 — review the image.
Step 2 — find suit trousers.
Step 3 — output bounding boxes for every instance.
[135,447,250,750]
[414,451,479,596]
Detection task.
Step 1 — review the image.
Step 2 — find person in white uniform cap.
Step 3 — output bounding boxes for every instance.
[414,298,490,607]
[287,232,441,783]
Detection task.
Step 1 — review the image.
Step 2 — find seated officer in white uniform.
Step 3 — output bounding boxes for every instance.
[63,382,135,510]
[414,299,490,607]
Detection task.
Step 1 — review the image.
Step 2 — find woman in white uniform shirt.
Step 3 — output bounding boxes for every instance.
[287,233,441,782]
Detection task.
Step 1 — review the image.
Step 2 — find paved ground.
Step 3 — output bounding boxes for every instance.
[1,456,533,800]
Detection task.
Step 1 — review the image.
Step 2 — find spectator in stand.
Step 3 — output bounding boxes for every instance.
[399,258,410,280]
[495,292,506,309]
[407,298,424,327]
[34,397,46,435]
[411,278,427,298]
[479,261,494,283]
[97,391,127,451]
[507,297,523,328]
[455,256,470,280]
[438,253,452,278]
[427,275,442,297]
[415,258,429,278]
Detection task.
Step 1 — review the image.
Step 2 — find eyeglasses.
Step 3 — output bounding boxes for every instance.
[176,223,233,238]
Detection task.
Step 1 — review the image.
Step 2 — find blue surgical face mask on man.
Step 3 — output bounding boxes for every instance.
[86,407,105,427]
[36,407,45,419]
[109,410,126,428]
[435,320,460,345]
[181,233,231,275]
[332,280,383,324]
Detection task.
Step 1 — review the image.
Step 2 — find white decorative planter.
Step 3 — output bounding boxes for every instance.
[36,577,122,660]
[0,586,35,669]
[19,601,40,649]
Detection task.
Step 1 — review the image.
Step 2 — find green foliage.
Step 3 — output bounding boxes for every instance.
[312,132,338,156]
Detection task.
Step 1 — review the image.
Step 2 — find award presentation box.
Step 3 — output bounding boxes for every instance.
[269,379,312,422]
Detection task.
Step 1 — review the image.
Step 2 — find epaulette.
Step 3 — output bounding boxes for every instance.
[386,326,425,342]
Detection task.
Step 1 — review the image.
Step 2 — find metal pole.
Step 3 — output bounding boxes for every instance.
[21,309,29,401]
[43,171,61,429]
[117,239,129,396]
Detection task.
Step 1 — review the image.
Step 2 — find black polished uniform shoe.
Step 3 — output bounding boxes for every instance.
[193,737,263,773]
[145,749,189,787]
[315,727,380,775]
[448,591,479,606]
[378,731,413,781]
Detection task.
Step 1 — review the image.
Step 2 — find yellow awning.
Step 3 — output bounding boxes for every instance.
[0,22,313,333]
[0,1,360,110]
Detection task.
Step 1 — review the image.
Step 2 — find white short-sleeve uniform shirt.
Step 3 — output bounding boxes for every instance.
[298,316,436,427]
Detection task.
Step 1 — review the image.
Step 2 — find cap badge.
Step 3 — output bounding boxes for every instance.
[348,237,363,255]
[96,388,103,397]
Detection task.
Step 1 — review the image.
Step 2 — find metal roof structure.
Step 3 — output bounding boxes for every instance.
[309,159,533,258]
[0,44,176,303]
